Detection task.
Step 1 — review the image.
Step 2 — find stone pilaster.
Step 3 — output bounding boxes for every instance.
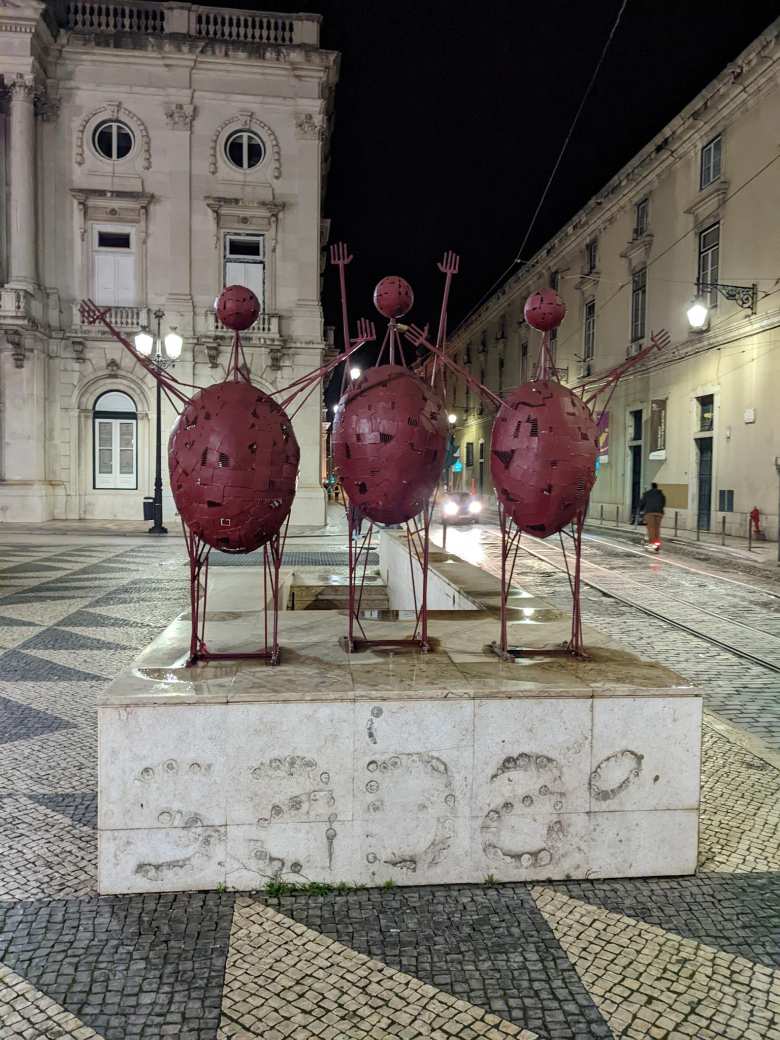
[6,73,37,291]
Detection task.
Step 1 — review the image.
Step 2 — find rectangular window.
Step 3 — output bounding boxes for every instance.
[583,300,596,360]
[93,224,136,307]
[698,223,720,308]
[498,354,504,394]
[718,489,734,512]
[224,233,266,311]
[700,135,722,189]
[549,270,559,291]
[465,442,474,467]
[634,198,649,237]
[631,267,647,342]
[585,240,597,274]
[698,394,714,432]
[549,326,558,362]
[520,341,528,383]
[94,417,137,489]
[630,409,642,442]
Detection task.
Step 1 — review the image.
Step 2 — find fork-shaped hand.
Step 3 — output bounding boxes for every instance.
[79,299,111,325]
[329,242,353,267]
[437,250,460,276]
[403,323,431,349]
[650,329,671,352]
[354,317,376,344]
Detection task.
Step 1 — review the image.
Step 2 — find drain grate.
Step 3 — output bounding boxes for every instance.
[210,551,378,567]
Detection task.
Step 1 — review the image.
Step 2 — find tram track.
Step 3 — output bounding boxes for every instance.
[473,526,780,677]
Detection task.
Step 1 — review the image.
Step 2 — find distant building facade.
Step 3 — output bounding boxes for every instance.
[448,18,780,537]
[0,1,338,525]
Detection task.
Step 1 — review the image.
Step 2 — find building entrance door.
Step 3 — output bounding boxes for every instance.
[630,444,642,520]
[696,437,713,531]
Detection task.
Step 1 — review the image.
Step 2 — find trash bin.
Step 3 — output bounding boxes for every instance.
[143,497,155,521]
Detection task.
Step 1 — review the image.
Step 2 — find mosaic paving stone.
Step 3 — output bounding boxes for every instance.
[20,628,132,652]
[0,725,97,795]
[0,794,96,899]
[533,885,780,1040]
[0,892,235,1040]
[57,609,161,630]
[220,898,538,1040]
[265,885,612,1040]
[29,792,97,831]
[0,694,75,744]
[0,650,106,683]
[0,962,106,1039]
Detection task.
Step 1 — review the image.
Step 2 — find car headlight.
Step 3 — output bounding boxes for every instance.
[468,500,482,514]
[443,500,459,516]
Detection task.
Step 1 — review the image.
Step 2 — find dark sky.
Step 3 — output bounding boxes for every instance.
[217,0,778,350]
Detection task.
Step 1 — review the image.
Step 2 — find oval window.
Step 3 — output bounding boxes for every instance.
[224,129,265,171]
[93,120,134,161]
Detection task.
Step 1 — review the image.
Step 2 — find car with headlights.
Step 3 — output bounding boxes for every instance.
[440,491,483,524]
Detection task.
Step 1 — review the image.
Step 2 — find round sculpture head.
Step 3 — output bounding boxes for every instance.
[215,285,261,331]
[332,365,447,525]
[168,381,299,553]
[524,288,565,332]
[373,276,414,320]
[490,380,597,538]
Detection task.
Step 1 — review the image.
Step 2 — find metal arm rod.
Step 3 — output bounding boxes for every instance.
[404,323,504,411]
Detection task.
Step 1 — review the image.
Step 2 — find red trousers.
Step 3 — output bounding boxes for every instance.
[644,512,662,543]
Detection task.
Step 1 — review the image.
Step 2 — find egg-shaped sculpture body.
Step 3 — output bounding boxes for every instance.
[169,380,299,552]
[491,380,598,538]
[333,365,447,525]
[215,284,261,331]
[373,276,414,319]
[524,288,566,331]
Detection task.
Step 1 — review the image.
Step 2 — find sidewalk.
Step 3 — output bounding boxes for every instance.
[584,514,780,571]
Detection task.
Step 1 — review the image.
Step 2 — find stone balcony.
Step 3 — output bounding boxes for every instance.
[199,308,281,342]
[60,1,321,46]
[70,302,149,336]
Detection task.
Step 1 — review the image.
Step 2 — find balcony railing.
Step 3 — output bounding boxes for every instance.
[72,303,148,332]
[62,2,320,45]
[202,309,280,339]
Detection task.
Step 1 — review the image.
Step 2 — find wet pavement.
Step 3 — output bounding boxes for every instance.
[0,528,778,1039]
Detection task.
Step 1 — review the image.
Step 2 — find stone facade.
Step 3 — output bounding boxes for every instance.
[448,17,780,538]
[0,1,338,525]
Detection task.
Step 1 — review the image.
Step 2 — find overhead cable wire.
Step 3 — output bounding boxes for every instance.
[450,0,630,340]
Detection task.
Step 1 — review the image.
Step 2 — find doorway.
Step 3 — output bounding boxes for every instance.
[696,438,713,531]
[628,409,643,521]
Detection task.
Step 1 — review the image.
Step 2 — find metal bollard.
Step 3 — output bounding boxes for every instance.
[600,504,604,526]
[442,518,448,551]
[674,511,678,538]
[696,518,700,542]
[721,515,726,546]
[615,505,620,528]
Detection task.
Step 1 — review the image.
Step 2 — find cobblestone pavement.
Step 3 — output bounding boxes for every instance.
[0,536,779,1039]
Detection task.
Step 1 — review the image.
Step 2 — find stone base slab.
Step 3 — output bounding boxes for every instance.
[98,598,701,894]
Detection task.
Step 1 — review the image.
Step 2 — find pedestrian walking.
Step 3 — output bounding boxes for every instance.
[638,482,666,551]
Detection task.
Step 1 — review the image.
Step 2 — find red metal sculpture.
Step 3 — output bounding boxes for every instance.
[330,243,459,652]
[80,286,373,665]
[404,289,669,660]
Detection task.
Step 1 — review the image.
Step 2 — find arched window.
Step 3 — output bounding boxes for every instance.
[93,390,137,490]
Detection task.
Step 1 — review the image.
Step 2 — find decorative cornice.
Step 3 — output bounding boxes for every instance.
[295,112,324,140]
[619,232,654,272]
[34,88,61,121]
[4,330,26,368]
[75,100,151,169]
[209,111,281,178]
[164,102,196,131]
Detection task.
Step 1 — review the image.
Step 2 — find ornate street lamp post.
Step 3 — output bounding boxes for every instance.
[687,282,758,330]
[134,309,183,535]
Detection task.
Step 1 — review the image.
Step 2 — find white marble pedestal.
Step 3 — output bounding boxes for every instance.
[98,591,701,893]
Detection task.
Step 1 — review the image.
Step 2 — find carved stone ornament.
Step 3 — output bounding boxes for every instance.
[5,330,25,368]
[7,72,35,99]
[106,357,120,373]
[76,101,151,169]
[295,112,324,140]
[70,338,86,362]
[34,90,61,121]
[205,340,220,368]
[209,111,281,178]
[164,102,196,131]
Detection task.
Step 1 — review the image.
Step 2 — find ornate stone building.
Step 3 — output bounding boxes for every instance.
[0,0,338,524]
[448,17,780,538]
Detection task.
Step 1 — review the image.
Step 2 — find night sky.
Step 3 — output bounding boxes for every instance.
[217,0,778,352]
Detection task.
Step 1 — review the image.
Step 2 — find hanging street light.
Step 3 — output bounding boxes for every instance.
[686,297,710,330]
[687,281,758,331]
[349,366,361,380]
[134,308,181,535]
[448,413,457,424]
